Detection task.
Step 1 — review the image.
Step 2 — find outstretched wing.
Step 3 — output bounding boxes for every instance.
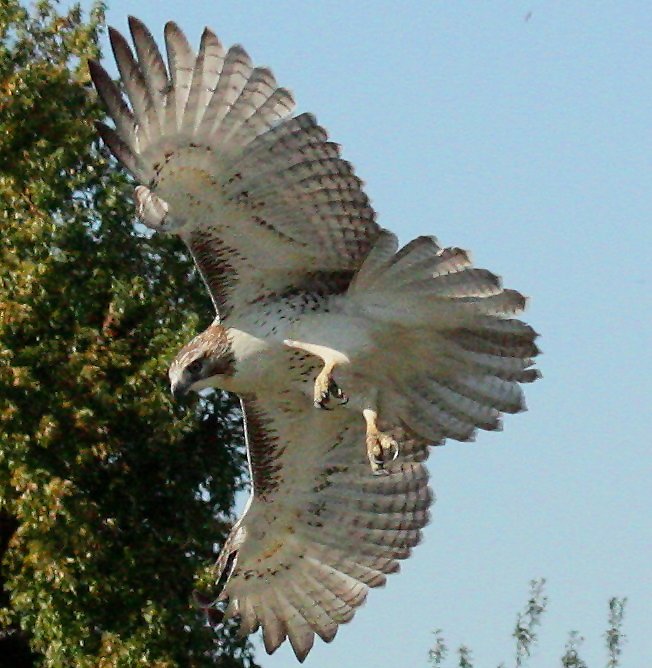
[90,17,380,318]
[195,395,431,662]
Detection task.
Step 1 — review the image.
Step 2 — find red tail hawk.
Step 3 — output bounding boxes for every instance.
[90,17,539,662]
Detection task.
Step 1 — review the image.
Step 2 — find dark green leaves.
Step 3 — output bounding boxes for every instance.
[0,2,255,666]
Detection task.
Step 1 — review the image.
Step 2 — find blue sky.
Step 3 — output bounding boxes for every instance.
[82,2,651,666]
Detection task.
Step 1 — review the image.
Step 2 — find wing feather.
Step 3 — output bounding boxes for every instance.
[193,395,431,660]
[128,16,169,129]
[259,593,288,655]
[282,578,338,643]
[288,567,357,623]
[94,122,144,178]
[236,596,260,636]
[214,66,278,144]
[197,44,253,140]
[92,21,380,318]
[181,28,225,135]
[88,61,138,152]
[108,27,158,145]
[231,87,296,143]
[164,21,195,131]
[273,589,315,661]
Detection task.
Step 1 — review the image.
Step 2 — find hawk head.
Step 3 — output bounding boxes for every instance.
[169,323,235,399]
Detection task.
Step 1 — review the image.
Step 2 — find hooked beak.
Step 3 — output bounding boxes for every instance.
[170,379,190,402]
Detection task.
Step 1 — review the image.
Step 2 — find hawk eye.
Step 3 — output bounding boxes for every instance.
[187,359,203,374]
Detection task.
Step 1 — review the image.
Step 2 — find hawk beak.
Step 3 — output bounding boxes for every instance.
[171,380,189,402]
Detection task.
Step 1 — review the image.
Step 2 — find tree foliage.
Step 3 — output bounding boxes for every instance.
[0,2,256,665]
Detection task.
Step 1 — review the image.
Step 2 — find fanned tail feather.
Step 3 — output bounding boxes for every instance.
[348,234,540,446]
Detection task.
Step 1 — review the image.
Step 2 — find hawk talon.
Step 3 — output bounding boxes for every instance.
[330,380,349,405]
[366,431,399,475]
[314,396,333,410]
[313,370,347,410]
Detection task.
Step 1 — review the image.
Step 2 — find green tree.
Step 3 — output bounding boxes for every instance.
[0,2,256,665]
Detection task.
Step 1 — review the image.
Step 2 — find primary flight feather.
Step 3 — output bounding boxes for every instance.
[90,17,539,662]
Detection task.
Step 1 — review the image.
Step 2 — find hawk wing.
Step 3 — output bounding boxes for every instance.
[90,18,380,317]
[195,395,431,662]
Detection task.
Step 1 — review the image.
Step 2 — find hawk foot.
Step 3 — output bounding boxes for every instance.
[281,340,349,410]
[313,368,348,410]
[366,430,399,475]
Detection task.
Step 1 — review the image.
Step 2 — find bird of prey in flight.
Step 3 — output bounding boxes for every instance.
[90,17,539,662]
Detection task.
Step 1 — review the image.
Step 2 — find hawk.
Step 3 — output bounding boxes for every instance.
[90,17,539,662]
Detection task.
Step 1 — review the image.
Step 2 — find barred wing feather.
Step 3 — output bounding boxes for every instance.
[195,396,431,662]
[90,17,380,317]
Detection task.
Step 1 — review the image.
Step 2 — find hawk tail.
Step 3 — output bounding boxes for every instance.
[347,231,540,442]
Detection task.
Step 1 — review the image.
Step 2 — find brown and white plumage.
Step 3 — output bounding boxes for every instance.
[90,17,378,319]
[200,395,430,660]
[91,17,539,662]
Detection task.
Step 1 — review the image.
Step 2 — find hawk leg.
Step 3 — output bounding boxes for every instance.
[363,407,399,475]
[313,361,348,409]
[283,339,349,410]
